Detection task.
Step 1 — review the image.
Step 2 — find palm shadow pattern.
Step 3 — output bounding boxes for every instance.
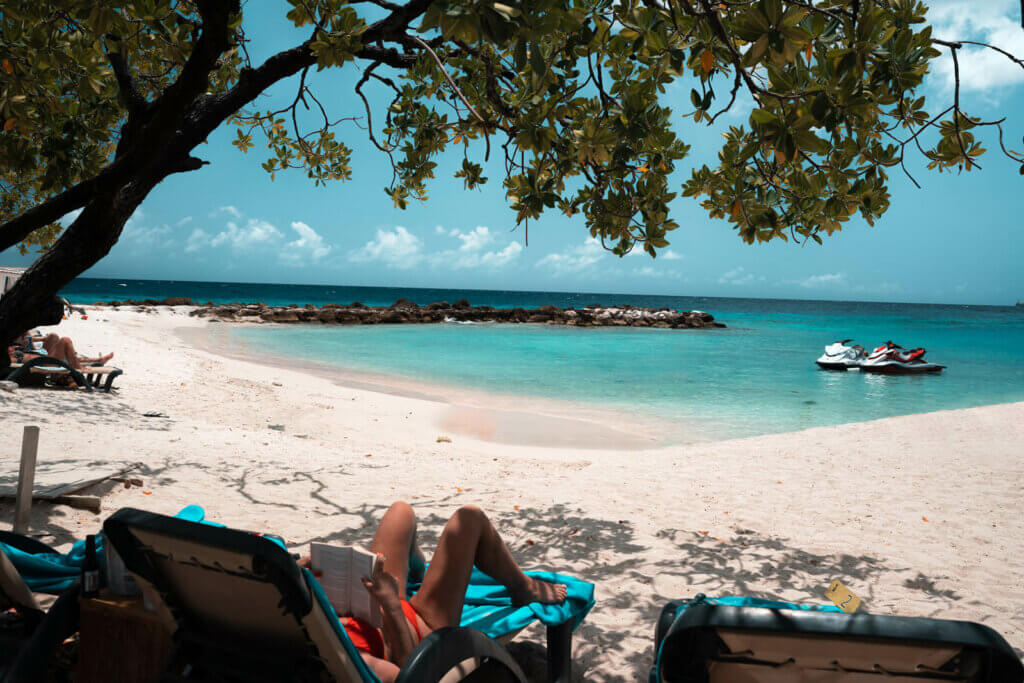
[0,457,1016,678]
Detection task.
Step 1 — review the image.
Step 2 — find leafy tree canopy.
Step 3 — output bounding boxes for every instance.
[0,0,1022,342]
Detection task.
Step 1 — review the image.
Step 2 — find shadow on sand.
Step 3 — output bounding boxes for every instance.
[0,458,1013,680]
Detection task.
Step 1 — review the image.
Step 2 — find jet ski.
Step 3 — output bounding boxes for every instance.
[859,341,945,374]
[816,339,866,371]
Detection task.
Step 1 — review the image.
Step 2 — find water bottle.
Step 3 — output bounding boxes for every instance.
[82,534,100,598]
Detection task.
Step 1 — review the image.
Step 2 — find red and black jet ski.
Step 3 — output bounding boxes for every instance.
[859,341,945,374]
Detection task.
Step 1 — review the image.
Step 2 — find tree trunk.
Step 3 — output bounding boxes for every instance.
[0,182,152,373]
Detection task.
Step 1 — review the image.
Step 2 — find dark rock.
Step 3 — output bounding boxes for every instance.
[426,301,450,310]
[163,297,193,306]
[390,298,418,309]
[452,299,471,309]
[350,302,367,308]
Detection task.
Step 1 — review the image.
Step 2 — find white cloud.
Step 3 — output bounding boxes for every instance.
[176,216,193,227]
[927,1,1024,96]
[427,226,522,270]
[434,225,447,235]
[455,226,494,252]
[210,218,283,250]
[281,221,332,265]
[185,228,211,253]
[634,265,683,279]
[798,273,846,289]
[537,238,607,275]
[718,266,762,286]
[475,241,523,268]
[349,226,423,269]
[214,205,243,218]
[626,247,683,261]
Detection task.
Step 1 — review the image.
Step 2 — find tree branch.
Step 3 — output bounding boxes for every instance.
[106,49,148,115]
[0,161,134,252]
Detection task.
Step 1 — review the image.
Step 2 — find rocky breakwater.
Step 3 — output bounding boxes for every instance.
[96,297,725,329]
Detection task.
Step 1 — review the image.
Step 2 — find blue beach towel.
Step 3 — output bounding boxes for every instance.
[439,567,595,639]
[0,505,211,594]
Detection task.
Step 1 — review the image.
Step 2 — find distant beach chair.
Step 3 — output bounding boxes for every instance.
[650,594,1024,682]
[4,355,123,392]
[104,508,593,683]
[0,532,81,682]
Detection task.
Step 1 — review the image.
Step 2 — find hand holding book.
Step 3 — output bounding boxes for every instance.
[360,554,402,609]
[310,543,384,627]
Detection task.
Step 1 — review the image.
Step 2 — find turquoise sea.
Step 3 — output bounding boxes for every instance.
[65,278,1024,442]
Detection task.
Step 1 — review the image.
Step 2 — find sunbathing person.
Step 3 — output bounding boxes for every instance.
[17,332,112,369]
[301,502,567,682]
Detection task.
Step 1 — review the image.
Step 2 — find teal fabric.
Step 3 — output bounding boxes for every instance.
[303,567,381,683]
[0,505,213,594]
[406,565,594,639]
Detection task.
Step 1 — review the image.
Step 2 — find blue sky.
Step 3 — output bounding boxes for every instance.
[3,0,1023,305]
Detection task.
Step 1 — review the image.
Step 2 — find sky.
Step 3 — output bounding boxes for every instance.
[2,0,1023,305]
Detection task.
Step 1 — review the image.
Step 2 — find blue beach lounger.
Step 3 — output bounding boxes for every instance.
[104,507,594,683]
[650,594,1024,682]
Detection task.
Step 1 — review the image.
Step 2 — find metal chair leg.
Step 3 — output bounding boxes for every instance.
[546,621,572,683]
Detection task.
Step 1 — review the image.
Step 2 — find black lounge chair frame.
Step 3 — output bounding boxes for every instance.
[105,508,529,683]
[3,355,122,392]
[651,596,1024,682]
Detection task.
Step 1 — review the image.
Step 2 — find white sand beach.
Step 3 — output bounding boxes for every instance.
[2,308,1022,680]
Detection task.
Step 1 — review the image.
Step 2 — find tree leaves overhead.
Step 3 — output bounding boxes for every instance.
[0,0,242,254]
[2,0,1022,259]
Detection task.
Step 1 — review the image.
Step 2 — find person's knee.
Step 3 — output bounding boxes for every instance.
[452,505,487,528]
[44,334,59,344]
[387,500,414,516]
[385,501,416,526]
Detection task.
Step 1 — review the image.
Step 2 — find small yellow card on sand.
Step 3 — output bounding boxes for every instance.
[825,579,862,613]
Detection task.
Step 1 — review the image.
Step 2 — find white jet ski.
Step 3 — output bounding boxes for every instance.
[859,341,945,375]
[815,339,866,371]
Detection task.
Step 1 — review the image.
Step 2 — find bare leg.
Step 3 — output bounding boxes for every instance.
[410,505,566,630]
[369,501,419,598]
[41,336,112,370]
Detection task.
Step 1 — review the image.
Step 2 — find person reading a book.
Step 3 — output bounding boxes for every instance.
[303,502,567,682]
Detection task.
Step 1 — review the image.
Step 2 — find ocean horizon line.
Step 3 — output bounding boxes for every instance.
[64,276,1020,310]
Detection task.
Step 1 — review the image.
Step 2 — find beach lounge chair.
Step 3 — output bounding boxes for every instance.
[0,531,81,682]
[104,508,594,683]
[4,355,122,392]
[650,594,1024,682]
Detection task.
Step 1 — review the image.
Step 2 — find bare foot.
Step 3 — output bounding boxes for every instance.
[99,352,114,364]
[510,576,568,606]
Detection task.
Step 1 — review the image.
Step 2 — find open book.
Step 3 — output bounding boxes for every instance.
[310,543,382,627]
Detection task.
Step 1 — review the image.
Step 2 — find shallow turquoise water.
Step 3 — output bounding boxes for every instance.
[225,301,1024,442]
[62,278,1024,441]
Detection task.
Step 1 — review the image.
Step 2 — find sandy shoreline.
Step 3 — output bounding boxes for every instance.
[2,307,1022,679]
